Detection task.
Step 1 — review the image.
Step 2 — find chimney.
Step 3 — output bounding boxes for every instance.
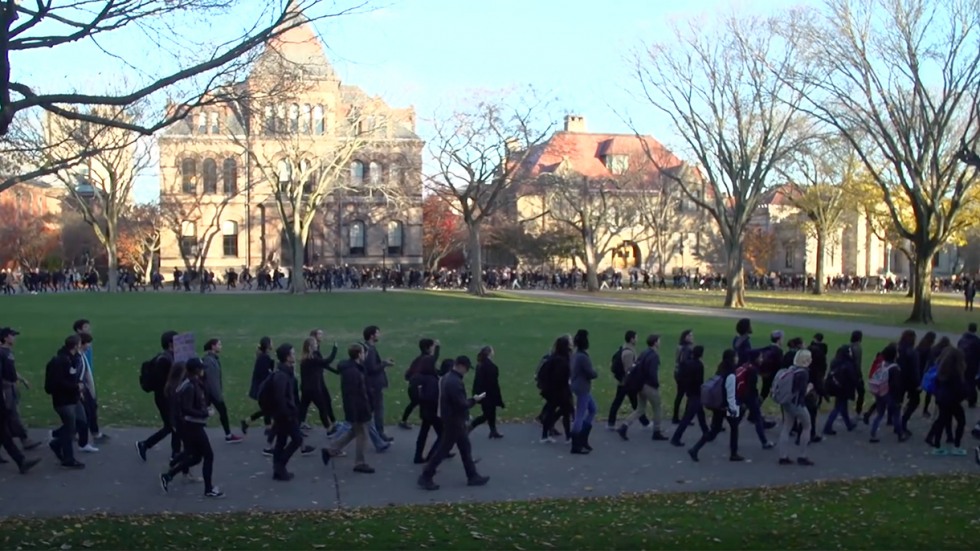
[564,114,586,133]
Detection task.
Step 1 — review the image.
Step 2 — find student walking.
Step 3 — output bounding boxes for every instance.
[925,347,969,456]
[606,330,650,430]
[672,330,695,424]
[777,349,814,466]
[0,327,41,453]
[44,335,85,469]
[322,344,375,473]
[689,349,744,462]
[570,330,598,454]
[896,330,920,438]
[202,339,243,444]
[74,333,99,453]
[73,319,107,442]
[823,345,860,435]
[410,347,443,463]
[870,344,906,442]
[469,346,504,438]
[299,336,339,433]
[400,339,440,430]
[0,329,40,474]
[417,356,489,491]
[136,331,181,462]
[361,326,395,442]
[617,334,669,442]
[955,323,980,409]
[269,343,305,481]
[538,335,573,443]
[670,345,709,446]
[160,358,223,497]
[241,336,276,454]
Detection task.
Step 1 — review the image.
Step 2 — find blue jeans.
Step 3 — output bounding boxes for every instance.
[572,393,596,433]
[742,394,769,445]
[823,397,855,433]
[871,396,902,438]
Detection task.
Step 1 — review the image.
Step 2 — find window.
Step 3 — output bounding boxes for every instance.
[350,160,364,185]
[313,104,324,135]
[180,158,197,194]
[606,154,629,175]
[202,158,218,194]
[289,103,299,133]
[301,104,312,134]
[277,159,292,185]
[222,220,239,257]
[197,112,207,134]
[368,161,382,186]
[209,112,219,134]
[276,104,286,133]
[180,221,197,257]
[348,220,365,255]
[263,105,275,135]
[389,163,401,186]
[222,158,237,195]
[785,249,794,269]
[301,159,315,194]
[386,221,403,255]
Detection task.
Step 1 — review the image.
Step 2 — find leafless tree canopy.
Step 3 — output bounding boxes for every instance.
[0,0,367,193]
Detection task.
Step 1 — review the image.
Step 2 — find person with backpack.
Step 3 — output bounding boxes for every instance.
[606,331,650,430]
[45,335,84,469]
[781,337,804,369]
[240,336,276,455]
[570,330,599,454]
[922,336,951,418]
[776,349,814,466]
[849,331,867,418]
[268,343,305,481]
[400,338,440,430]
[759,331,784,403]
[896,330,922,439]
[159,358,223,497]
[322,344,377,474]
[925,346,969,456]
[470,346,504,438]
[539,335,573,443]
[410,346,443,464]
[201,338,243,444]
[671,330,695,425]
[616,334,670,442]
[869,344,907,443]
[670,345,709,446]
[804,333,829,443]
[688,349,743,463]
[136,331,181,463]
[956,323,980,409]
[822,344,860,435]
[73,319,107,443]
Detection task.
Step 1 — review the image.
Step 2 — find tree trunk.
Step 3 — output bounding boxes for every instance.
[907,246,934,324]
[105,239,119,293]
[813,228,826,295]
[466,222,486,296]
[723,239,746,308]
[290,223,307,294]
[582,229,599,292]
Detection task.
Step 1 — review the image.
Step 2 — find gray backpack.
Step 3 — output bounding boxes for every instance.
[771,367,800,406]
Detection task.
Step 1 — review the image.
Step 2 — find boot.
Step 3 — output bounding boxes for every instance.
[570,431,590,455]
[582,423,593,452]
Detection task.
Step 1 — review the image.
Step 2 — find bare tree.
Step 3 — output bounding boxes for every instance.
[631,12,811,308]
[427,93,553,296]
[158,189,236,274]
[42,106,147,291]
[635,170,687,277]
[0,0,367,193]
[787,0,980,323]
[422,193,465,273]
[118,203,163,278]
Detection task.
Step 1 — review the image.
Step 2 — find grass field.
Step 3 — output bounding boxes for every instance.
[1,290,893,427]
[0,474,976,549]
[563,288,976,334]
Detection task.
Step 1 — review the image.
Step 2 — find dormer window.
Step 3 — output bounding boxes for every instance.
[606,154,629,175]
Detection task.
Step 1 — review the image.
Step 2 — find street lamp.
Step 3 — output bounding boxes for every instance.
[381,233,388,292]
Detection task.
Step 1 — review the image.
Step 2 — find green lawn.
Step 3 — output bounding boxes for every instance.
[2,290,891,427]
[1,474,976,550]
[560,288,975,334]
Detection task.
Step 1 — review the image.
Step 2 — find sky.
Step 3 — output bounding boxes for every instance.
[18,0,810,203]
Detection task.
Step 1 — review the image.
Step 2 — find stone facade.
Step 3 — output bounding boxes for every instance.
[156,11,423,273]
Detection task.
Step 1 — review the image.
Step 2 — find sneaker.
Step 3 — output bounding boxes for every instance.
[353,464,375,474]
[398,421,412,430]
[61,460,85,469]
[22,439,41,451]
[467,475,490,487]
[824,429,838,436]
[670,439,685,447]
[797,457,814,466]
[651,432,669,441]
[687,449,699,462]
[779,457,793,465]
[224,434,244,444]
[605,424,617,432]
[80,444,99,453]
[18,458,40,475]
[93,433,110,442]
[729,454,745,462]
[762,441,775,450]
[160,473,172,493]
[273,471,294,481]
[929,447,949,456]
[382,434,395,443]
[539,437,556,444]
[240,420,249,434]
[320,449,332,466]
[811,435,823,444]
[262,448,274,457]
[616,425,629,441]
[204,487,225,498]
[418,476,439,491]
[950,447,968,456]
[135,441,148,462]
[869,437,880,443]
[183,471,203,483]
[300,445,316,456]
[300,423,313,431]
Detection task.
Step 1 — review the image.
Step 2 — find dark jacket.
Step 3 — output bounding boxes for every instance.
[787,367,810,407]
[438,369,476,427]
[934,369,967,406]
[897,344,920,394]
[636,348,661,389]
[249,351,275,400]
[0,346,16,384]
[674,343,693,378]
[406,346,440,381]
[152,351,175,397]
[957,332,980,377]
[300,346,338,395]
[409,361,440,419]
[362,341,389,389]
[570,351,598,395]
[338,359,371,424]
[732,335,752,363]
[472,358,504,408]
[885,362,905,401]
[676,358,704,397]
[177,377,210,425]
[202,352,224,404]
[269,363,299,422]
[45,347,80,408]
[540,353,571,397]
[828,346,861,400]
[808,341,829,396]
[782,347,801,370]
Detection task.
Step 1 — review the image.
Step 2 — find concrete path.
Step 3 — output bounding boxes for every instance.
[0,416,975,519]
[519,290,961,341]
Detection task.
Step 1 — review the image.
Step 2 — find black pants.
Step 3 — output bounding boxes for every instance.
[469,403,498,434]
[143,392,181,458]
[0,411,24,465]
[168,423,214,492]
[760,373,775,402]
[672,395,708,443]
[672,391,687,422]
[401,391,419,423]
[422,421,477,481]
[414,412,442,461]
[213,400,231,436]
[690,410,739,458]
[607,385,649,427]
[902,390,921,430]
[82,389,99,435]
[541,392,572,439]
[926,402,958,446]
[299,388,335,429]
[965,371,979,407]
[272,419,303,476]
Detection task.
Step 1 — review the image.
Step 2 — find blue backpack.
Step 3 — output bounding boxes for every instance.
[921,364,939,394]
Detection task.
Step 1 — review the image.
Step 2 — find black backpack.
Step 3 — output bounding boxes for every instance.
[534,354,551,390]
[256,371,277,414]
[139,354,164,393]
[610,346,626,381]
[624,351,647,394]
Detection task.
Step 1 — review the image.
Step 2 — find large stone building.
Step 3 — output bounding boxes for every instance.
[156,10,424,273]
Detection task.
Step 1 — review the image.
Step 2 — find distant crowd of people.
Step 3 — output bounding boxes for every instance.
[2,315,979,498]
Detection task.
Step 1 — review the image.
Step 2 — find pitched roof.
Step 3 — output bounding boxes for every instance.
[761,183,801,207]
[252,11,337,80]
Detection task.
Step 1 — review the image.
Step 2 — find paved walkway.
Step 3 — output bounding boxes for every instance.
[0,417,975,519]
[519,290,960,340]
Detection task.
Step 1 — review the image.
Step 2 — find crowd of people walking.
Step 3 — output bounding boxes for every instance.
[1,316,979,498]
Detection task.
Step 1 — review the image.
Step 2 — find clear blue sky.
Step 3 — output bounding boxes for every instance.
[19,0,806,202]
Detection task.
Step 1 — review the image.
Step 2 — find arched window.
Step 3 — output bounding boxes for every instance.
[222,158,237,195]
[202,158,218,194]
[348,220,365,255]
[180,221,197,257]
[368,161,382,186]
[301,159,315,194]
[263,105,275,135]
[221,220,239,257]
[389,163,401,186]
[289,103,299,133]
[180,158,197,194]
[386,220,403,255]
[301,104,312,134]
[209,112,220,134]
[350,160,364,186]
[276,159,293,185]
[197,112,207,134]
[276,104,286,133]
[313,104,325,135]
